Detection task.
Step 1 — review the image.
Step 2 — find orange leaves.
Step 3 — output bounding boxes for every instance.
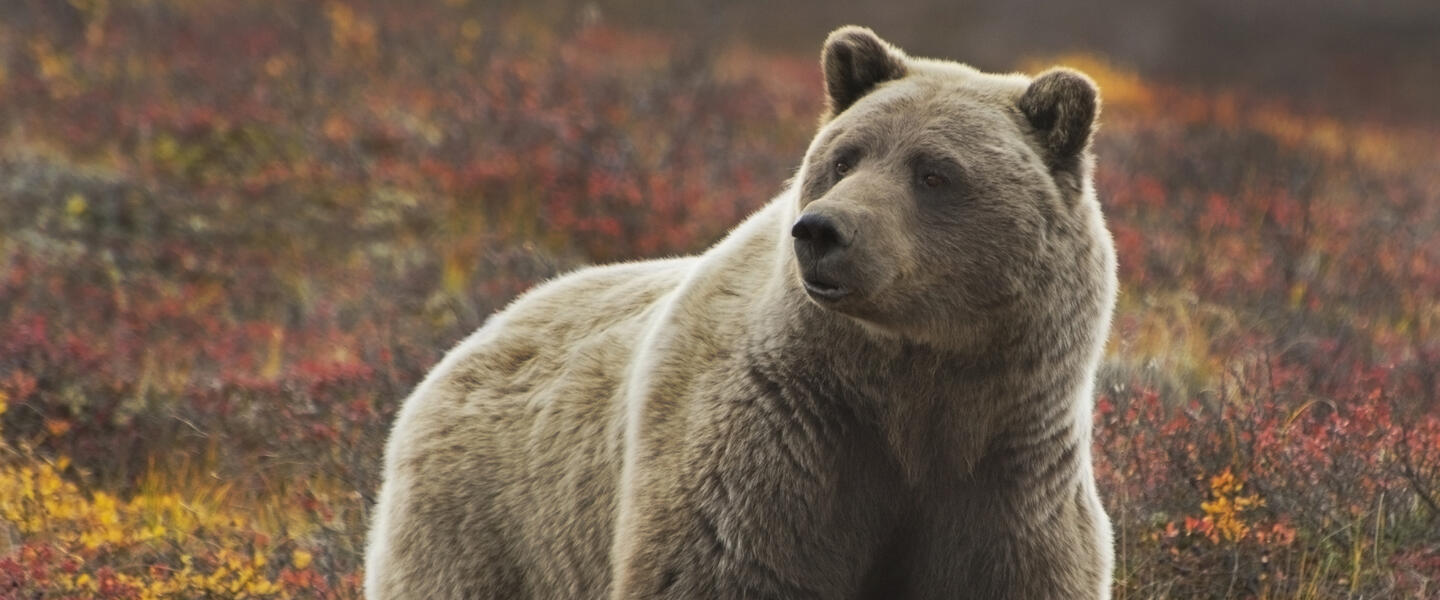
[1197,467,1263,544]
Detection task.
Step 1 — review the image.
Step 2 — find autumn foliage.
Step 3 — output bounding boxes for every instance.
[0,1,1436,598]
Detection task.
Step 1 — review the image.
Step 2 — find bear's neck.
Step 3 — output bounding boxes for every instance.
[710,194,1102,486]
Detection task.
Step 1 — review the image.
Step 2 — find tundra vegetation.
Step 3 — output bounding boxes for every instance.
[0,2,1436,598]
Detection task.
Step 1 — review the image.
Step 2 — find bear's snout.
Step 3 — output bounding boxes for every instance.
[791,213,849,257]
[792,211,859,301]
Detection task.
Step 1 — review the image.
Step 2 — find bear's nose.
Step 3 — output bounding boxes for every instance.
[791,213,848,258]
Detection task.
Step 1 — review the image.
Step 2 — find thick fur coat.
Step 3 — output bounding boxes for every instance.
[366,26,1118,599]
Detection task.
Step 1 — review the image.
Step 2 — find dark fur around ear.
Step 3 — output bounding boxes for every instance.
[1018,68,1100,168]
[821,26,907,120]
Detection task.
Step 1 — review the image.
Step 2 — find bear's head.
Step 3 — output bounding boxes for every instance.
[791,26,1107,350]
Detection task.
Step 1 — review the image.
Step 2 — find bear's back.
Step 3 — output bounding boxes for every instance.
[367,256,692,598]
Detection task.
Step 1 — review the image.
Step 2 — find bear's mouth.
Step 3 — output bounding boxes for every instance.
[802,276,851,301]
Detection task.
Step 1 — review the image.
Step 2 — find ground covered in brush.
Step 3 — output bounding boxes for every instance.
[1,2,1437,598]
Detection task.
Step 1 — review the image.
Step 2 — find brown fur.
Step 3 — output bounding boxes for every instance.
[366,26,1117,599]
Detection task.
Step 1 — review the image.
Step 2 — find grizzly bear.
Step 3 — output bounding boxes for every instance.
[366,26,1117,599]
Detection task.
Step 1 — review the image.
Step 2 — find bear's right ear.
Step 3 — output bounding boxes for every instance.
[821,26,908,121]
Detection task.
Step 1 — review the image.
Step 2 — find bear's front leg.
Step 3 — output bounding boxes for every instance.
[610,374,904,599]
[905,476,1113,600]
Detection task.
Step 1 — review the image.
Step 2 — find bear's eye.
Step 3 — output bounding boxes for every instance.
[922,173,947,188]
[834,159,853,177]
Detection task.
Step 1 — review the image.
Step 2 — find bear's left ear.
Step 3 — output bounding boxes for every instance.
[1018,68,1100,168]
[821,26,908,121]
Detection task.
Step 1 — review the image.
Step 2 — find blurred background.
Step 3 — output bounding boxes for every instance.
[0,0,1436,597]
[622,0,1440,125]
